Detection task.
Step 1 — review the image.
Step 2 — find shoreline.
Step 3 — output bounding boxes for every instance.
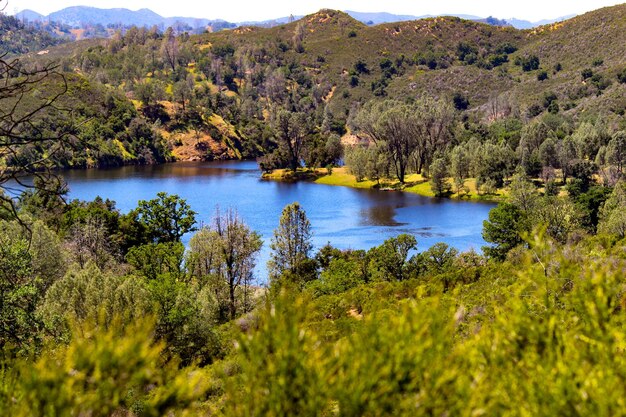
[262,167,507,203]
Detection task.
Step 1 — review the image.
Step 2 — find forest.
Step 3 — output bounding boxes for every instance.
[1,3,626,416]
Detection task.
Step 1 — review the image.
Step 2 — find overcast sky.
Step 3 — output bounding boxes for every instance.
[6,0,624,22]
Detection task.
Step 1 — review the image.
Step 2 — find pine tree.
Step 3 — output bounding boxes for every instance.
[268,202,314,283]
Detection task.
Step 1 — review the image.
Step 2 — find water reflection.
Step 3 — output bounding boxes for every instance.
[360,205,406,226]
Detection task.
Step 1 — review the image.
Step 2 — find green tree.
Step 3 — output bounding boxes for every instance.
[450,146,469,194]
[355,98,454,183]
[482,203,528,260]
[0,220,65,353]
[133,192,197,243]
[125,242,185,280]
[606,131,626,176]
[269,202,314,283]
[368,234,417,281]
[187,208,262,320]
[417,242,459,276]
[558,136,578,182]
[598,181,626,238]
[39,264,151,338]
[430,157,451,197]
[354,100,416,183]
[271,109,308,171]
[147,273,221,365]
[344,146,368,182]
[365,145,388,185]
[508,170,540,213]
[534,196,580,243]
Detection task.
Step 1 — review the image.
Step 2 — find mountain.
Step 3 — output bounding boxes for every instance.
[506,14,576,29]
[344,11,423,25]
[27,6,235,31]
[14,9,45,22]
[48,7,161,27]
[238,16,304,28]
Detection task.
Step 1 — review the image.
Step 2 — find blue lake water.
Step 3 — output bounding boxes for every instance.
[59,160,496,280]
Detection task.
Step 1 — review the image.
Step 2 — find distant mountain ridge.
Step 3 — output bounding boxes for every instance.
[15,6,575,30]
[16,6,235,31]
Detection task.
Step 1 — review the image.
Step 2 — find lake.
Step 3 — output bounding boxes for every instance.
[59,160,496,280]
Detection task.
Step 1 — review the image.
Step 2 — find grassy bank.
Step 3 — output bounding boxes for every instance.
[264,167,507,202]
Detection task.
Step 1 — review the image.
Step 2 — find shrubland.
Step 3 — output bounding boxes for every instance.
[0,174,626,414]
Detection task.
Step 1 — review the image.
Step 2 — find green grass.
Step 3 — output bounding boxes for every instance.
[311,167,506,202]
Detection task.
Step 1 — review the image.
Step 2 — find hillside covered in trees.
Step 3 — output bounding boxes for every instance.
[3,6,624,194]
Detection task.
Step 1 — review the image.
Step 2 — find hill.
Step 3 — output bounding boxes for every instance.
[14,9,45,22]
[0,13,68,55]
[9,5,626,170]
[195,6,626,117]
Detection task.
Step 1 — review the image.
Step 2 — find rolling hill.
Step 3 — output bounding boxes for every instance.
[10,5,626,166]
[195,6,626,118]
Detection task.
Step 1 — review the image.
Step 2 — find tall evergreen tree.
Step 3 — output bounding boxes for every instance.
[268,202,314,283]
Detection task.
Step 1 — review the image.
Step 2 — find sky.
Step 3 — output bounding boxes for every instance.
[6,0,625,22]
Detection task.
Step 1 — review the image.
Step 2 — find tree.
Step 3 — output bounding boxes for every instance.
[598,181,626,238]
[354,100,417,183]
[368,234,417,281]
[65,216,118,270]
[571,122,602,160]
[272,109,308,171]
[187,208,262,320]
[430,157,451,197]
[477,142,517,188]
[558,136,578,182]
[418,242,459,276]
[133,192,197,243]
[482,203,528,260]
[534,196,580,243]
[538,137,558,169]
[412,97,455,174]
[508,170,539,213]
[269,202,314,283]
[366,146,388,184]
[126,242,185,280]
[39,264,151,337]
[0,55,70,217]
[0,220,65,353]
[450,146,469,192]
[606,131,626,176]
[160,27,179,73]
[344,146,368,181]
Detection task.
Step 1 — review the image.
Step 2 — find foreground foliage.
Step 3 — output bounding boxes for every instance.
[1,182,626,415]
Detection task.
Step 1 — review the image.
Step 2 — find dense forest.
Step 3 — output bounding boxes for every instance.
[1,3,626,416]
